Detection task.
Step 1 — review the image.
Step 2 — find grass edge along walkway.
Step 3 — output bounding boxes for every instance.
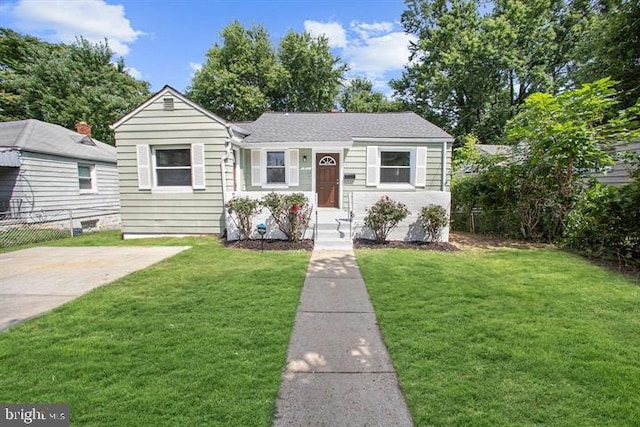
[0,234,310,426]
[357,247,640,427]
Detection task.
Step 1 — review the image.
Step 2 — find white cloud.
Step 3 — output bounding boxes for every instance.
[350,21,394,40]
[124,66,142,79]
[303,20,347,48]
[11,0,143,56]
[344,31,416,76]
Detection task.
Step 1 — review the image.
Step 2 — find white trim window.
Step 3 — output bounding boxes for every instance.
[77,163,96,192]
[380,151,411,183]
[136,144,206,191]
[366,146,427,188]
[251,148,299,188]
[154,147,192,187]
[266,151,286,184]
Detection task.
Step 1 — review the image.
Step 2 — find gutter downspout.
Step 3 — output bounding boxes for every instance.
[441,140,447,191]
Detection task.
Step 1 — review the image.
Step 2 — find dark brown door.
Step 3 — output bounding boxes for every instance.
[316,153,339,208]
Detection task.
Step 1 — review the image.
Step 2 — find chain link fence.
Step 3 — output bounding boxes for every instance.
[0,207,120,248]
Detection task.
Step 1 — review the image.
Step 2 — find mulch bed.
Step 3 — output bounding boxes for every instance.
[222,237,458,252]
[223,238,314,251]
[353,238,459,251]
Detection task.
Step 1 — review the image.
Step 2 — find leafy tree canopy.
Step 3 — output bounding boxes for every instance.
[338,77,402,112]
[392,0,594,144]
[0,28,150,145]
[188,22,348,121]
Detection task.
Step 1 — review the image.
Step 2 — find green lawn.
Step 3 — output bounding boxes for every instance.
[357,247,640,427]
[0,232,309,426]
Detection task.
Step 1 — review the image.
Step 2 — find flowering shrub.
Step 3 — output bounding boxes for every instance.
[419,204,448,242]
[226,196,260,241]
[364,196,410,243]
[261,192,312,242]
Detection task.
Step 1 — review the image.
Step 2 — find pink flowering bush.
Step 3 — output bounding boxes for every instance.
[364,196,410,243]
[261,192,312,242]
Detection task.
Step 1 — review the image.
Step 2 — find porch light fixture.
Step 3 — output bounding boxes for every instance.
[256,223,267,252]
[302,155,307,162]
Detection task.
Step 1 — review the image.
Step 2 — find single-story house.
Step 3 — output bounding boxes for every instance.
[112,86,453,247]
[0,119,120,231]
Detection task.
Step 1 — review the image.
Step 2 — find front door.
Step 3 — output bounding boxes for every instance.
[316,153,339,208]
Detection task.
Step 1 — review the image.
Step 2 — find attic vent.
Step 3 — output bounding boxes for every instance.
[163,98,174,111]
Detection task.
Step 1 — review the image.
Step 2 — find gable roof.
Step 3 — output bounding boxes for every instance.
[0,119,116,163]
[111,85,249,137]
[477,144,512,156]
[239,112,453,144]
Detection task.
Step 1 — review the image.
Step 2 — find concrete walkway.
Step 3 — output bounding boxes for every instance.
[273,250,413,426]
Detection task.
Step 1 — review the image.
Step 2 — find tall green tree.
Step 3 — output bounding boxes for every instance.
[0,29,150,145]
[276,31,348,112]
[573,0,640,109]
[187,21,280,121]
[392,0,593,144]
[338,77,401,112]
[189,23,347,119]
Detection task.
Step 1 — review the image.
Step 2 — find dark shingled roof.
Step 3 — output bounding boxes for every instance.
[239,112,452,143]
[0,119,116,163]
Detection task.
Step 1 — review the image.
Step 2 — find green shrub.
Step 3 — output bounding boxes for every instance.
[563,181,640,267]
[226,196,261,241]
[419,204,448,242]
[261,192,312,242]
[364,196,410,243]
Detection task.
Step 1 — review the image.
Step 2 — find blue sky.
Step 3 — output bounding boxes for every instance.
[0,0,414,95]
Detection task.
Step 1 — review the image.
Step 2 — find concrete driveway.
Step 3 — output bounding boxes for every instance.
[0,246,189,331]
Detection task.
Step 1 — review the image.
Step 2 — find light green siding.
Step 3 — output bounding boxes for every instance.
[240,148,312,192]
[342,142,451,207]
[116,94,231,235]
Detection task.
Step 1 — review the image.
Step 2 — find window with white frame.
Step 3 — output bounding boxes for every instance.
[135,143,206,191]
[366,146,427,187]
[251,149,299,188]
[266,151,286,184]
[380,151,411,183]
[77,163,96,192]
[154,147,192,186]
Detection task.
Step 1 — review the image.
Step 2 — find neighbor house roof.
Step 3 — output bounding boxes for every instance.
[0,119,116,163]
[477,144,512,156]
[239,112,453,144]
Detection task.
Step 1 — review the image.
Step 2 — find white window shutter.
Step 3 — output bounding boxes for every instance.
[192,143,206,190]
[366,146,379,186]
[251,149,261,186]
[136,144,151,190]
[288,149,299,186]
[414,147,427,187]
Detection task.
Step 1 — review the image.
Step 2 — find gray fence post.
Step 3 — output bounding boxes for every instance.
[69,210,74,237]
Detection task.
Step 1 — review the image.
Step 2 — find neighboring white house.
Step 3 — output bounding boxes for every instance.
[112,86,454,246]
[596,140,640,187]
[0,119,120,231]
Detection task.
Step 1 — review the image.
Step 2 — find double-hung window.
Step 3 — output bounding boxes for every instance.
[266,151,286,184]
[154,147,192,187]
[380,151,411,184]
[366,146,427,187]
[250,149,299,188]
[136,144,206,191]
[78,163,96,192]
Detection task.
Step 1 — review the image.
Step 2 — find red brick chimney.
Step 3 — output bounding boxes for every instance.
[75,121,92,137]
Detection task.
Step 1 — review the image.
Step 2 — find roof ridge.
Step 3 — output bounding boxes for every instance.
[14,119,36,148]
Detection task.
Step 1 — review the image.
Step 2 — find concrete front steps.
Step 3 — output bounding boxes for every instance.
[313,209,353,250]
